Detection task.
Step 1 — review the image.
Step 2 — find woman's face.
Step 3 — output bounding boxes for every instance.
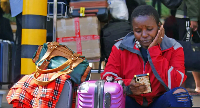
[132,15,159,49]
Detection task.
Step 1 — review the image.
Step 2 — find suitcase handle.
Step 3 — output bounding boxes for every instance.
[78,9,99,16]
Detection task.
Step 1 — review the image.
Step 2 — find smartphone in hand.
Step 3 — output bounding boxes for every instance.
[134,73,152,93]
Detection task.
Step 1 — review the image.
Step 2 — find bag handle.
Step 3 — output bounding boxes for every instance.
[36,54,83,73]
[34,68,73,86]
[182,27,192,41]
[78,9,99,16]
[35,42,83,72]
[35,47,84,74]
[182,28,200,42]
[34,54,84,86]
[33,42,87,86]
[36,57,73,74]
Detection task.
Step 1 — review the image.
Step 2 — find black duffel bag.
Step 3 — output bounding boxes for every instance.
[178,31,200,72]
[160,0,182,9]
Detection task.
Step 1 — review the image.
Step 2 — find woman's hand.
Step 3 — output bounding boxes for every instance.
[190,21,198,31]
[129,78,146,95]
[148,25,165,49]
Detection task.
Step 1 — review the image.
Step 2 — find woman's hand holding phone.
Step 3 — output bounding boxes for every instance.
[129,78,147,95]
[148,25,165,49]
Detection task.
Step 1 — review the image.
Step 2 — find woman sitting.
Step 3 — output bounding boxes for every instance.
[101,5,192,108]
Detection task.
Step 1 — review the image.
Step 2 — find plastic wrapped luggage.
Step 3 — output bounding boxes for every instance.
[69,0,108,22]
[0,40,15,84]
[77,80,125,108]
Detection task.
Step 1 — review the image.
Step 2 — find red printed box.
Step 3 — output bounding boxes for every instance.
[57,17,101,59]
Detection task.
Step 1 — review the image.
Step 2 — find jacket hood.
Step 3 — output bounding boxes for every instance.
[119,32,181,51]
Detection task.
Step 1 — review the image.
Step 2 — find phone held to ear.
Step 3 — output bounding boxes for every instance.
[134,73,152,94]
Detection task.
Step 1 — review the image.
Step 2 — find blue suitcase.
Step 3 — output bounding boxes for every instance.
[0,40,15,84]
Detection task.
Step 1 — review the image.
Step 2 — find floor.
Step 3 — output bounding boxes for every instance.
[1,71,200,108]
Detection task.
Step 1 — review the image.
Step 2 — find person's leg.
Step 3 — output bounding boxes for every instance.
[149,87,192,108]
[191,22,200,93]
[125,96,143,108]
[152,0,156,7]
[192,71,200,92]
[14,12,22,83]
[157,0,161,18]
[125,0,139,22]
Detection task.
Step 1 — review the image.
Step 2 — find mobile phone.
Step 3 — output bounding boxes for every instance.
[134,73,152,94]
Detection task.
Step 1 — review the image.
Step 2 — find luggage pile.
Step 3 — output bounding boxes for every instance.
[6,0,137,107]
[46,0,132,72]
[48,0,109,61]
[45,0,132,107]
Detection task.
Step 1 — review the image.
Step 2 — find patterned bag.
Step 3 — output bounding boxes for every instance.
[7,73,70,108]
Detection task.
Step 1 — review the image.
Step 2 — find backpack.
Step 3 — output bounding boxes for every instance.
[100,20,132,67]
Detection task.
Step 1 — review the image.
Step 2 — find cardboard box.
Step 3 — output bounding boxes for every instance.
[57,17,101,59]
[90,73,101,80]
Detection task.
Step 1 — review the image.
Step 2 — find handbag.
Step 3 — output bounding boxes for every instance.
[160,0,182,9]
[32,42,91,86]
[177,30,200,72]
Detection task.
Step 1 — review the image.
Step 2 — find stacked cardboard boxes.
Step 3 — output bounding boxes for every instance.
[56,16,101,60]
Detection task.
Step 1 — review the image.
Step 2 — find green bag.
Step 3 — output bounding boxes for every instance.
[32,42,91,85]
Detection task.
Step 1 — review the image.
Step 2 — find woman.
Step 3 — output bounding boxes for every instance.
[101,5,192,107]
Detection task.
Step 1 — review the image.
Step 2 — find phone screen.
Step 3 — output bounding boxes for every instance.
[134,73,152,93]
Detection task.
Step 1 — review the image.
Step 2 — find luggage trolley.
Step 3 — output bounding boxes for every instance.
[49,0,105,107]
[47,1,76,108]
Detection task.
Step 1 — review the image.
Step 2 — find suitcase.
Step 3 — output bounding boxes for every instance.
[47,0,68,18]
[69,0,108,22]
[55,79,74,108]
[0,41,3,83]
[0,40,10,83]
[0,40,15,84]
[9,41,15,83]
[77,80,125,108]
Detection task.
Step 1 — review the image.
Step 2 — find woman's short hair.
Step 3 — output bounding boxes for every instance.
[131,5,160,25]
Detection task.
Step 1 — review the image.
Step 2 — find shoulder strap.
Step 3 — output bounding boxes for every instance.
[148,52,170,91]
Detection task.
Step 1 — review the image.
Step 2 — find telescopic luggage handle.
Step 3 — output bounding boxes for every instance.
[53,0,57,42]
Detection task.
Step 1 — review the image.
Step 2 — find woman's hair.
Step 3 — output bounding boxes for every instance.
[131,5,160,25]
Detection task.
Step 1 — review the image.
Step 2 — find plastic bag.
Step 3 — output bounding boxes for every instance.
[108,0,129,20]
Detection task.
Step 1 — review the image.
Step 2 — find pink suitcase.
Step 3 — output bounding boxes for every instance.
[77,80,125,108]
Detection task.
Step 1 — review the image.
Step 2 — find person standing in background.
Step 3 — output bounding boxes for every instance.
[0,7,13,41]
[9,0,22,85]
[152,0,161,18]
[176,0,200,95]
[125,0,146,22]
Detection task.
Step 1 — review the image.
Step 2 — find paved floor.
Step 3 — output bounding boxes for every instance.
[1,71,200,107]
[1,87,200,108]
